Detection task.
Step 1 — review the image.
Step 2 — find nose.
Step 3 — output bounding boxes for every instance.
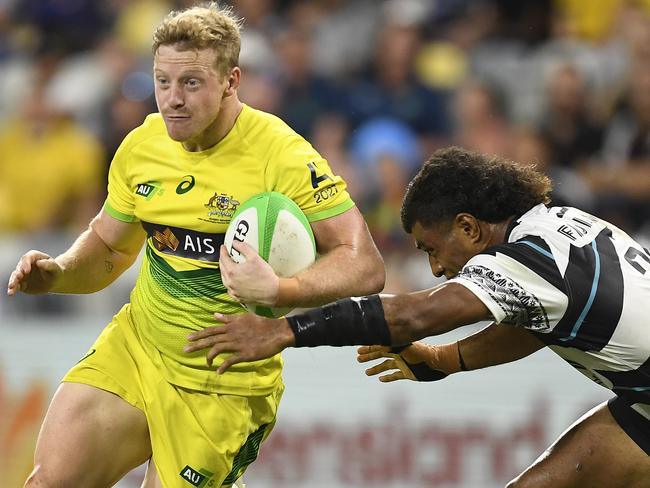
[428,255,444,278]
[168,83,185,109]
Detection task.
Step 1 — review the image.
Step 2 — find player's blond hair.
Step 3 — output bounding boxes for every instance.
[152,2,242,76]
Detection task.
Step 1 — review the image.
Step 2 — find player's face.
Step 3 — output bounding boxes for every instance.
[154,44,236,150]
[411,220,480,279]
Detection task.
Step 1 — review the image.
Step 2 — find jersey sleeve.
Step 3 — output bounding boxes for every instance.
[265,134,354,221]
[104,129,138,222]
[448,242,569,331]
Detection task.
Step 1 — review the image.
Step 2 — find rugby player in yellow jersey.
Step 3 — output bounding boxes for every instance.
[7,4,384,488]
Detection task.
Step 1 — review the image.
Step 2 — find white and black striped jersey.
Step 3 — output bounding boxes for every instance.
[449,204,650,420]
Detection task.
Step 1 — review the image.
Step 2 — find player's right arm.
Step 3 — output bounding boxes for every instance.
[187,280,499,371]
[186,279,545,373]
[7,208,145,296]
[357,322,546,382]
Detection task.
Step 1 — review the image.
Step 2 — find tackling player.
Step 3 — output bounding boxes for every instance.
[191,147,650,487]
[7,4,384,487]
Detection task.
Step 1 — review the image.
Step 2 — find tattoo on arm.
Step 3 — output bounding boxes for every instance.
[104,260,114,273]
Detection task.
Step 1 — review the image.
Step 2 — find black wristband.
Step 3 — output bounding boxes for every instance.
[286,295,391,347]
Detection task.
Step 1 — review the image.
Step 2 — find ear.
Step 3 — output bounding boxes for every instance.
[224,67,241,97]
[454,213,481,243]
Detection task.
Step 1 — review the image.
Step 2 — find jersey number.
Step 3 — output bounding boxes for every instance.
[314,185,338,203]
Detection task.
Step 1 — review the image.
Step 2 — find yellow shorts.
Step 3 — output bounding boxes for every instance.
[63,308,283,488]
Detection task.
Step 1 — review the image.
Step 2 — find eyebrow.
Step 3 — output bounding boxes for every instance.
[154,69,207,75]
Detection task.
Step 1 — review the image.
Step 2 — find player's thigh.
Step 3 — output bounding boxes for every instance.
[27,382,152,488]
[507,401,650,488]
[150,385,283,487]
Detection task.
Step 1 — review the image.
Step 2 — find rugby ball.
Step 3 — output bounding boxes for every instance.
[223,192,316,318]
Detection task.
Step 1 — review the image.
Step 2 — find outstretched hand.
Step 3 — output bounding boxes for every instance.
[219,242,280,306]
[7,250,63,296]
[357,342,450,382]
[184,312,295,374]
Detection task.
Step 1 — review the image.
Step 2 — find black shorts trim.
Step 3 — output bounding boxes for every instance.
[608,396,650,455]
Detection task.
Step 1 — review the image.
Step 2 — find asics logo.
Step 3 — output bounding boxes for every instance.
[176,175,196,194]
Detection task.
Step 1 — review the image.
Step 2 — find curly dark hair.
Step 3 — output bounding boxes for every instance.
[401,147,552,233]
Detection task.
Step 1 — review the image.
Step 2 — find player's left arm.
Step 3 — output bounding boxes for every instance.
[219,206,385,308]
[278,206,385,307]
[358,322,546,382]
[220,133,385,307]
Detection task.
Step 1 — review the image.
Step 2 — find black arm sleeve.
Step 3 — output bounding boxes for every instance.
[286,295,391,347]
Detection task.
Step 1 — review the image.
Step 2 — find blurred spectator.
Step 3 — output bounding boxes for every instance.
[452,79,511,157]
[510,127,595,210]
[490,0,553,45]
[539,62,604,169]
[469,1,628,125]
[344,4,451,140]
[237,68,282,115]
[583,62,650,234]
[0,85,104,233]
[468,0,556,124]
[349,117,421,251]
[616,2,650,64]
[229,0,286,116]
[99,90,156,163]
[555,0,622,42]
[233,0,282,75]
[0,35,145,133]
[310,113,365,204]
[274,26,342,137]
[233,0,280,30]
[11,0,113,55]
[43,38,143,135]
[0,1,16,61]
[307,0,382,80]
[112,0,171,57]
[414,0,478,94]
[350,117,421,175]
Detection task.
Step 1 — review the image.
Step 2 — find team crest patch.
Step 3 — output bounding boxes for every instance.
[201,193,240,224]
[179,465,215,487]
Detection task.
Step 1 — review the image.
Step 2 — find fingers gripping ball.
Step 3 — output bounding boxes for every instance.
[223,192,316,318]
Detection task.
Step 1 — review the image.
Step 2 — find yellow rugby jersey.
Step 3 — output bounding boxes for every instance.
[104,104,354,395]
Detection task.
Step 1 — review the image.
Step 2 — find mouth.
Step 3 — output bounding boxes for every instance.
[166,114,190,121]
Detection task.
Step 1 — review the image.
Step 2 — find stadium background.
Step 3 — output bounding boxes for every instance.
[0,0,649,486]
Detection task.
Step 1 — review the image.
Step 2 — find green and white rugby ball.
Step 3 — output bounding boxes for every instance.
[223,191,316,318]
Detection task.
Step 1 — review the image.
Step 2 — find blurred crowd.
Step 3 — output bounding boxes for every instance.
[1,0,650,312]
